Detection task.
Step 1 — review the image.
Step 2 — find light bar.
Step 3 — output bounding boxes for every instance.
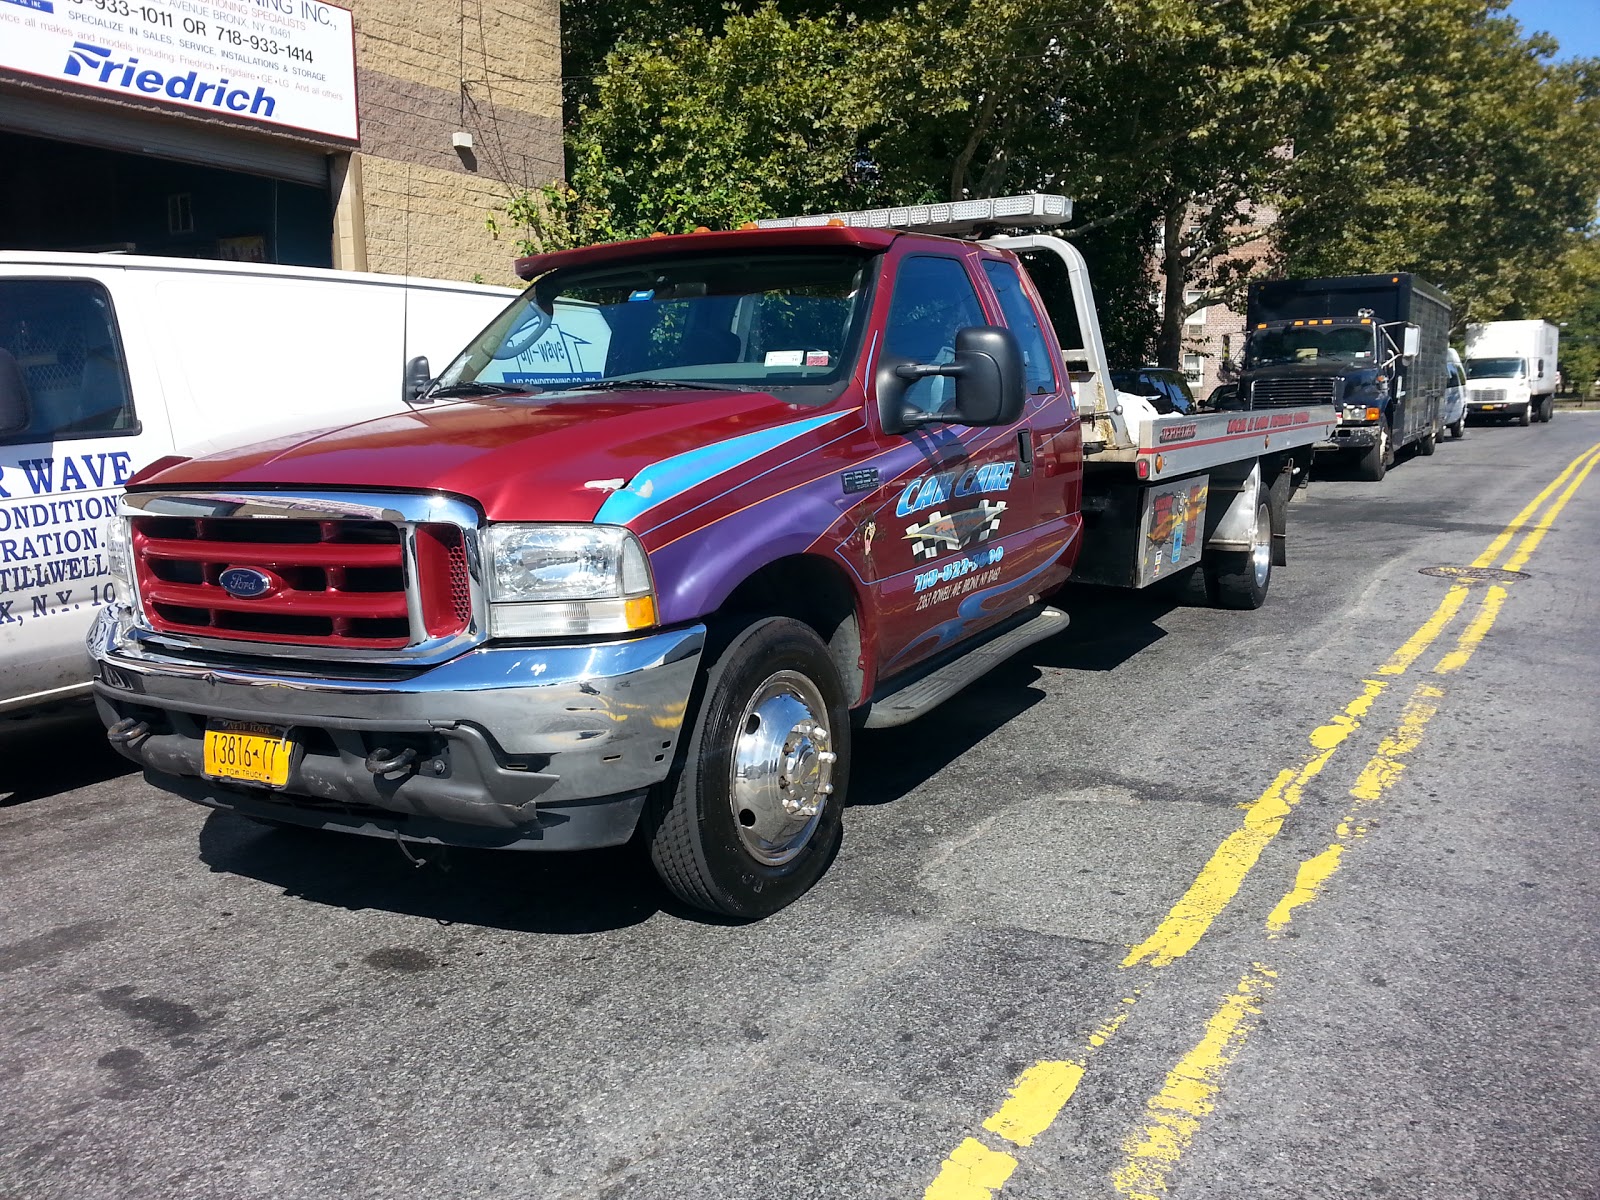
[755,193,1073,236]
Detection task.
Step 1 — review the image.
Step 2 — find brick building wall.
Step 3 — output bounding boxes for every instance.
[340,0,564,284]
[1172,209,1276,400]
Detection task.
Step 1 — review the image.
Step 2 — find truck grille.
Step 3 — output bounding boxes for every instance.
[1250,377,1340,408]
[1470,388,1506,404]
[131,514,471,651]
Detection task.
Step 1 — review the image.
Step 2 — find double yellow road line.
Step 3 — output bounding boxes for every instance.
[924,441,1600,1200]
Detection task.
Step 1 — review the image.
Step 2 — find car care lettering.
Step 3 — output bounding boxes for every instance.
[0,451,135,626]
[895,461,1016,518]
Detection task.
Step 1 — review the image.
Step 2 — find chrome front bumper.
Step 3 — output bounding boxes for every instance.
[88,608,704,849]
[1317,422,1380,451]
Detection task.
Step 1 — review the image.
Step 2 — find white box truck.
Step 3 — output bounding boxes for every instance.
[1463,319,1559,425]
[0,252,517,718]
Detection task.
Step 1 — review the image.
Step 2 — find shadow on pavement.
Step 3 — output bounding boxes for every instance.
[183,585,1204,929]
[196,808,673,934]
[0,706,135,807]
[1034,583,1178,671]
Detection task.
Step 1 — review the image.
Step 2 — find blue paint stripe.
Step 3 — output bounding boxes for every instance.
[595,411,846,526]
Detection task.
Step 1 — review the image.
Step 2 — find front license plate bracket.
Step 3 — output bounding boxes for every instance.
[203,721,296,788]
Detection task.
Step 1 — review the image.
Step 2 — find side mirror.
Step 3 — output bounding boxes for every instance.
[404,355,432,403]
[0,348,31,436]
[1401,325,1421,359]
[949,326,1026,426]
[878,325,1026,433]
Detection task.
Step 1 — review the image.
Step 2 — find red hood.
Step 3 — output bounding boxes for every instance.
[139,389,833,522]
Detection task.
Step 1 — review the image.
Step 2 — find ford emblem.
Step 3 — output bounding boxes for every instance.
[219,567,274,599]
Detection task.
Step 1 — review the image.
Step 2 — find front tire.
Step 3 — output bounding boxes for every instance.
[646,616,848,919]
[1449,418,1465,439]
[1356,422,1389,482]
[1518,404,1532,427]
[1418,423,1437,456]
[1207,494,1272,610]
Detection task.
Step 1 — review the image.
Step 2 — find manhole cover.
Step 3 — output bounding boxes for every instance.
[1419,565,1530,583]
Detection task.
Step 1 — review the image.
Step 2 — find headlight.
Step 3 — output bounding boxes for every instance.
[104,514,134,600]
[481,523,656,638]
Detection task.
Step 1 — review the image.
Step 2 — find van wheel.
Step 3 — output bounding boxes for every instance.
[1356,423,1389,482]
[1449,418,1465,439]
[1418,424,1437,456]
[646,616,848,919]
[1207,494,1272,610]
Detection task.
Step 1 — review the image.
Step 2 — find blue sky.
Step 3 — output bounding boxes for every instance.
[1505,0,1600,60]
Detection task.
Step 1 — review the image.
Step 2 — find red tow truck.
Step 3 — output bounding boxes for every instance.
[90,195,1335,917]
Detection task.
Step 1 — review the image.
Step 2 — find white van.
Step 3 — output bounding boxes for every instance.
[0,252,517,717]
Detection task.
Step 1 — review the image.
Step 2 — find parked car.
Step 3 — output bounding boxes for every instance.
[0,252,517,719]
[1443,348,1466,439]
[1110,366,1195,414]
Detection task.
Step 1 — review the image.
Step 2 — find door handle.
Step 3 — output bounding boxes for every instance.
[1017,427,1034,477]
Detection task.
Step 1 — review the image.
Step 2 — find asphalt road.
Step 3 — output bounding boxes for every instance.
[4,416,1598,1200]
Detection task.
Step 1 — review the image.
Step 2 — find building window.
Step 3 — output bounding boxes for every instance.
[1183,352,1205,385]
[1184,289,1206,327]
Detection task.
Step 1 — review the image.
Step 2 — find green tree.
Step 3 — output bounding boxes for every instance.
[1276,4,1600,329]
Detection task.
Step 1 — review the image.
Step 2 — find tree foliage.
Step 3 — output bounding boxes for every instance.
[510,0,1600,365]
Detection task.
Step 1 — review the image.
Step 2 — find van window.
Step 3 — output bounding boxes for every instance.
[982,260,1059,395]
[0,280,136,444]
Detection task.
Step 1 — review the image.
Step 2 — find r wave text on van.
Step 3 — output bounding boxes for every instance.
[0,451,136,499]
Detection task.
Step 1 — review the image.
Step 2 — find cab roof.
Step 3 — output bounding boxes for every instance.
[514,226,904,281]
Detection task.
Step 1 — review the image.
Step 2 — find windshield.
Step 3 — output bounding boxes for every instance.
[436,252,875,403]
[1465,357,1525,379]
[1245,325,1377,369]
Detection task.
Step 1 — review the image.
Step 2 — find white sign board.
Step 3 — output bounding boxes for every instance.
[0,0,358,143]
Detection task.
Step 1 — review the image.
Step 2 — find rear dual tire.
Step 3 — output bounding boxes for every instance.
[1205,495,1273,610]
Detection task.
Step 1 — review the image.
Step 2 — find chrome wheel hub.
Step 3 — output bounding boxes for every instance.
[729,670,835,866]
[1251,503,1271,588]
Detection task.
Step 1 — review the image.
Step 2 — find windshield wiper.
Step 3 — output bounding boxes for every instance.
[427,380,533,399]
[560,378,754,393]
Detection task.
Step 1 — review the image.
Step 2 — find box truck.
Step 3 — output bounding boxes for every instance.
[1241,273,1451,481]
[1463,319,1559,425]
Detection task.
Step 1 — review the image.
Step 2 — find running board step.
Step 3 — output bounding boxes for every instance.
[862,606,1070,729]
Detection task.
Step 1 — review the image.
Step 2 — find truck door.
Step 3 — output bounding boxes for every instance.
[856,251,1057,679]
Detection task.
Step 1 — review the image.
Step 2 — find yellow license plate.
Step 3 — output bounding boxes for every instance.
[203,723,294,786]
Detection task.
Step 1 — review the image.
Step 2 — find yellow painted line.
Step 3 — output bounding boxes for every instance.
[1347,683,1441,803]
[918,444,1600,1200]
[1262,844,1343,931]
[1470,441,1600,569]
[1376,585,1468,675]
[1120,679,1385,968]
[1503,445,1600,574]
[1121,443,1600,969]
[1265,681,1441,931]
[923,1139,1018,1200]
[1110,965,1277,1200]
[1433,586,1507,676]
[982,1062,1085,1148]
